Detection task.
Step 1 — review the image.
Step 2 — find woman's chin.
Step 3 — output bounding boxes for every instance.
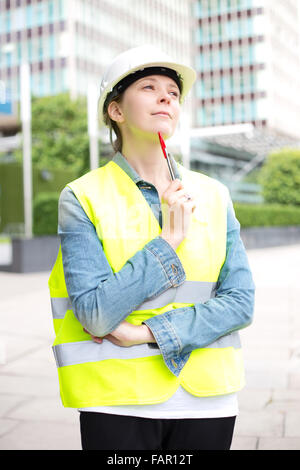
[135,125,174,142]
[153,126,173,140]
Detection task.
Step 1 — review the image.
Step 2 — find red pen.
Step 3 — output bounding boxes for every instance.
[158,132,176,181]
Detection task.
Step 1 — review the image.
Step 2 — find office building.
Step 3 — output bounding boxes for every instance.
[0,0,194,131]
[189,0,300,182]
[194,0,300,139]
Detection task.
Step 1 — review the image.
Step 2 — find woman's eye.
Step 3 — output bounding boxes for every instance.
[142,85,179,98]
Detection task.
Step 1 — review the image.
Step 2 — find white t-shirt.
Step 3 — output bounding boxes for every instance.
[79,386,238,419]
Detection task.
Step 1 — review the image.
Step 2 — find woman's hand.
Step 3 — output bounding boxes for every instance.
[160,178,196,251]
[83,321,156,347]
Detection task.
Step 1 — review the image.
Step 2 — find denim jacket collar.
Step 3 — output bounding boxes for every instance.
[112,151,181,184]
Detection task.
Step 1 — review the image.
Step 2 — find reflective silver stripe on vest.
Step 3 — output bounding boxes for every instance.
[52,332,241,368]
[51,297,72,319]
[53,340,162,368]
[136,281,217,311]
[50,281,217,319]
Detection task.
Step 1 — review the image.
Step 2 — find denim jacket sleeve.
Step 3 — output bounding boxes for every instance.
[58,187,186,337]
[144,197,256,376]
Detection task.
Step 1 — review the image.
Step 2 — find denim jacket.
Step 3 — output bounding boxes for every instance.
[58,152,255,377]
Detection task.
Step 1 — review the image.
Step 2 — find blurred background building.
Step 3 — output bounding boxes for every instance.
[195,0,300,137]
[1,0,300,238]
[0,0,193,133]
[190,0,300,181]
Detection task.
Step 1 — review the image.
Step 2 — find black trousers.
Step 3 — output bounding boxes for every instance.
[80,411,236,451]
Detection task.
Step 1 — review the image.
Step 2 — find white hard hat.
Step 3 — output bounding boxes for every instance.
[97,45,197,127]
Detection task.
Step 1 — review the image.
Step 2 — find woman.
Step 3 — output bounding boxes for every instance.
[49,45,255,451]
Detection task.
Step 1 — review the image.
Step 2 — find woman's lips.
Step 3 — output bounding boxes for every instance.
[152,112,171,118]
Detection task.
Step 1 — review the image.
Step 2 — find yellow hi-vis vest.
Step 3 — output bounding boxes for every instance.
[49,160,245,408]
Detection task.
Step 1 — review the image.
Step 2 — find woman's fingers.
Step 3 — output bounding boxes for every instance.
[83,327,103,343]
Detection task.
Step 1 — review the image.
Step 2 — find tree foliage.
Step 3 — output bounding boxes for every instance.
[259,148,300,206]
[16,93,92,175]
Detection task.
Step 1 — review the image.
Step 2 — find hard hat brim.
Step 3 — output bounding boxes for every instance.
[97,60,196,127]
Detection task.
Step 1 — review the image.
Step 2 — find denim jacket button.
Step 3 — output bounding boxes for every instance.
[171,359,178,368]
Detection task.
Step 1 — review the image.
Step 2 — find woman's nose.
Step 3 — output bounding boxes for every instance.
[158,91,171,103]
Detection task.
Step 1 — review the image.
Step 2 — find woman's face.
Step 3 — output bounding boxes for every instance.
[109,74,181,141]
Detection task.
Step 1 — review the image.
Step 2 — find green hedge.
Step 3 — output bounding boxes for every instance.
[32,194,300,235]
[33,192,60,235]
[234,203,300,228]
[0,162,78,234]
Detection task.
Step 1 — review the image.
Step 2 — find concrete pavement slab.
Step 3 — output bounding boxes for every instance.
[258,438,300,450]
[0,421,81,450]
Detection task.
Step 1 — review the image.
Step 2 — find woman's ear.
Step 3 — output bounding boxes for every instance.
[107,100,124,123]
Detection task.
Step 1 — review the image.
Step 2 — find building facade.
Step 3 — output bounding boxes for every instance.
[0,0,194,131]
[194,0,300,140]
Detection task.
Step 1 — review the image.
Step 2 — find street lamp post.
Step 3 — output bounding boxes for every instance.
[88,82,99,170]
[20,62,33,239]
[2,42,33,238]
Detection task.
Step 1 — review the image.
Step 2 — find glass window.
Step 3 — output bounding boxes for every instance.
[223,103,230,122]
[220,76,225,95]
[49,35,55,59]
[211,21,218,42]
[202,78,210,98]
[38,73,44,96]
[6,51,12,68]
[231,47,240,67]
[205,104,215,125]
[5,11,11,33]
[250,72,256,91]
[214,104,223,123]
[36,4,43,26]
[223,75,231,95]
[232,73,241,94]
[196,0,202,17]
[234,101,245,121]
[238,46,244,66]
[17,43,22,65]
[231,103,235,122]
[58,0,64,20]
[50,70,55,94]
[27,39,32,63]
[249,44,255,64]
[218,22,224,41]
[247,17,253,36]
[251,99,256,120]
[198,27,203,44]
[197,107,206,126]
[196,80,204,98]
[49,0,54,22]
[61,68,67,91]
[229,48,233,67]
[38,37,43,61]
[231,19,239,39]
[197,52,205,70]
[12,8,22,32]
[26,5,32,28]
[219,48,224,68]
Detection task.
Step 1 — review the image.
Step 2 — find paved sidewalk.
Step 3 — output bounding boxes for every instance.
[0,244,299,450]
